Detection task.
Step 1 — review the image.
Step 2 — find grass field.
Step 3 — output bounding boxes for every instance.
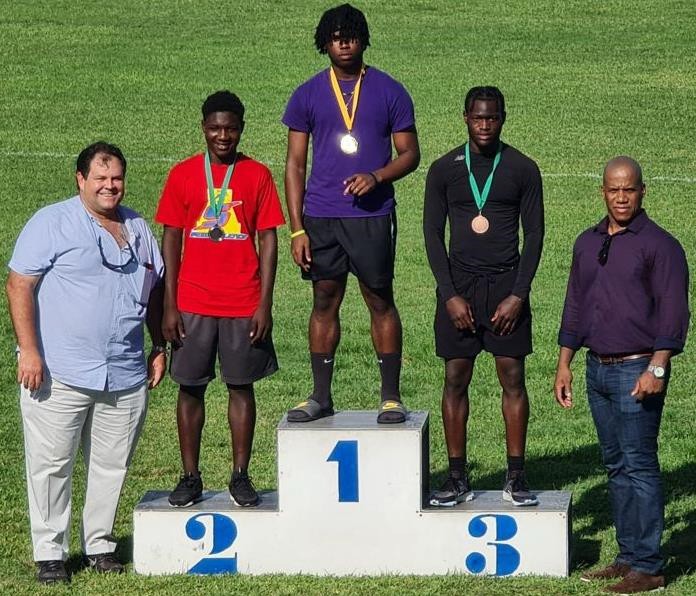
[1,0,695,593]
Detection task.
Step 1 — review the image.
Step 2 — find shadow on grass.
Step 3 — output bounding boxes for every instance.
[429,443,604,571]
[429,447,696,578]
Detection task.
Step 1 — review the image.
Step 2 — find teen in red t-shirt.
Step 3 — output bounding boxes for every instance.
[155,91,285,508]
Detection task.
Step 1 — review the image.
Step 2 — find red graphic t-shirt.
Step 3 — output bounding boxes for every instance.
[155,153,285,317]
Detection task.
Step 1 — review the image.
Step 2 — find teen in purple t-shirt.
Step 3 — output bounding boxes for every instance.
[283,66,415,218]
[282,3,420,424]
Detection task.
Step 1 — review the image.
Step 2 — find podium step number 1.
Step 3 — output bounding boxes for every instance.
[134,411,571,576]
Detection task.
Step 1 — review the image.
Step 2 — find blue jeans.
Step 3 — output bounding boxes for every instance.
[585,353,666,575]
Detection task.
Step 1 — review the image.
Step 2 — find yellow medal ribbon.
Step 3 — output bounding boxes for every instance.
[329,66,365,134]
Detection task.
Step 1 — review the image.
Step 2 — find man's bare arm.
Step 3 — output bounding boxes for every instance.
[6,271,43,390]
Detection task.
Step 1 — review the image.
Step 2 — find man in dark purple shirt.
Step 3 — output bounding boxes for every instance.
[554,156,689,594]
[282,4,420,424]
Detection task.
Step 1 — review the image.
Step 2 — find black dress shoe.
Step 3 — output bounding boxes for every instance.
[37,560,69,584]
[85,552,124,573]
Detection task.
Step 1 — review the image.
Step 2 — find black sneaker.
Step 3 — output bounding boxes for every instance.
[429,474,474,507]
[37,560,68,584]
[503,470,539,506]
[85,552,124,574]
[168,471,203,507]
[229,470,259,507]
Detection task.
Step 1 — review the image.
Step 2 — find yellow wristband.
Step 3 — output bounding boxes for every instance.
[290,229,306,239]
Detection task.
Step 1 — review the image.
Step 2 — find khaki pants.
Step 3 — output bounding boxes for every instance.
[20,378,148,561]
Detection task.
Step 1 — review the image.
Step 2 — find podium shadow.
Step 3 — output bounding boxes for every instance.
[566,460,696,580]
[429,443,605,571]
[431,447,696,579]
[431,443,696,581]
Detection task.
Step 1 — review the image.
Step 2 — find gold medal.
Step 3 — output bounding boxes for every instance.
[471,214,490,234]
[329,66,365,155]
[340,133,359,155]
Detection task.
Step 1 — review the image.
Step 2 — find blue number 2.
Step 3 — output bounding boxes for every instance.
[185,513,238,574]
[327,440,359,502]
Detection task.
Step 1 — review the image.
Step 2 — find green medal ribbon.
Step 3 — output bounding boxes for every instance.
[464,143,502,212]
[204,151,237,221]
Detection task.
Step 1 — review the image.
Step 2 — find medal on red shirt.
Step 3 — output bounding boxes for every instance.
[204,150,237,241]
[329,66,365,155]
[209,225,224,241]
[464,142,501,234]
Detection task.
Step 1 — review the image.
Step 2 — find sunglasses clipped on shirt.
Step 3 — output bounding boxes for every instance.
[597,234,614,266]
[98,235,137,271]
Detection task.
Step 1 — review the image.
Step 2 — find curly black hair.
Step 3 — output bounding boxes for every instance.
[314,4,370,54]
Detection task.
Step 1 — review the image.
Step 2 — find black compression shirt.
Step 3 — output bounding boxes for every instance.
[423,142,544,301]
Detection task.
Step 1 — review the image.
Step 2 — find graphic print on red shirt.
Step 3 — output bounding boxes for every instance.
[155,153,285,317]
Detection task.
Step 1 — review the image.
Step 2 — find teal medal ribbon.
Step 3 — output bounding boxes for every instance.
[465,142,502,234]
[204,151,237,241]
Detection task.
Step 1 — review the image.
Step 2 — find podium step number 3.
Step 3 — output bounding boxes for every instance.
[134,411,571,576]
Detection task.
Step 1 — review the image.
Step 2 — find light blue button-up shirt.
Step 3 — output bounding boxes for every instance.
[9,196,164,391]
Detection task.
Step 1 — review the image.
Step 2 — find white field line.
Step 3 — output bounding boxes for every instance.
[1,151,695,184]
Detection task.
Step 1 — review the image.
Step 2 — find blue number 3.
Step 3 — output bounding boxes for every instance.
[465,514,520,576]
[185,513,238,574]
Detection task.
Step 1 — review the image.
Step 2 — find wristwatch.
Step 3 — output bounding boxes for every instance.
[151,345,168,355]
[647,365,665,379]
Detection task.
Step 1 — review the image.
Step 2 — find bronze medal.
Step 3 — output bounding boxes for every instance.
[209,225,225,241]
[471,214,490,234]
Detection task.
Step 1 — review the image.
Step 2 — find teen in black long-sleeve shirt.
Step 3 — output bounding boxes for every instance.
[423,87,544,509]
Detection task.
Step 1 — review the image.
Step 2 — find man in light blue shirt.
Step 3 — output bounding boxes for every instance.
[6,141,166,584]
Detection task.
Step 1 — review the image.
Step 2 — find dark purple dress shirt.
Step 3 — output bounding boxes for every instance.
[558,210,689,355]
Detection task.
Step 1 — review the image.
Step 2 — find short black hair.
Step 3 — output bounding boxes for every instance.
[315,3,370,54]
[76,141,127,177]
[202,90,245,121]
[464,86,506,115]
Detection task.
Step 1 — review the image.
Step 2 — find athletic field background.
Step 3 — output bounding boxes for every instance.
[1,1,695,593]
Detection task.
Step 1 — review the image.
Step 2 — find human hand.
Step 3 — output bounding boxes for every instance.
[162,304,185,345]
[18,348,44,391]
[554,365,574,408]
[249,303,272,345]
[343,172,378,197]
[491,294,523,335]
[631,371,665,401]
[445,295,476,332]
[291,234,312,272]
[147,350,167,389]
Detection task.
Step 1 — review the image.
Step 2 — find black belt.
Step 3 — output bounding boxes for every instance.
[589,351,652,365]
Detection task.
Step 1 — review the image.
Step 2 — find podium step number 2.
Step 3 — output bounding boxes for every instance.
[133,411,571,576]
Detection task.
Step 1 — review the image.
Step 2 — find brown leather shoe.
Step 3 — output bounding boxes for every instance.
[605,570,665,594]
[581,562,631,582]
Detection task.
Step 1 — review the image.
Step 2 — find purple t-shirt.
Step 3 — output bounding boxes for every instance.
[282,66,415,218]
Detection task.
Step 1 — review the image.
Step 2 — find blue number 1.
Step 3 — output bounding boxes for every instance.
[327,440,359,502]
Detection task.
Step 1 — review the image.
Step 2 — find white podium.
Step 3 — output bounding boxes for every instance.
[134,411,570,576]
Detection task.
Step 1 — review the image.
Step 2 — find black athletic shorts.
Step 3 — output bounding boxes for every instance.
[434,268,532,359]
[302,212,397,288]
[170,312,278,386]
